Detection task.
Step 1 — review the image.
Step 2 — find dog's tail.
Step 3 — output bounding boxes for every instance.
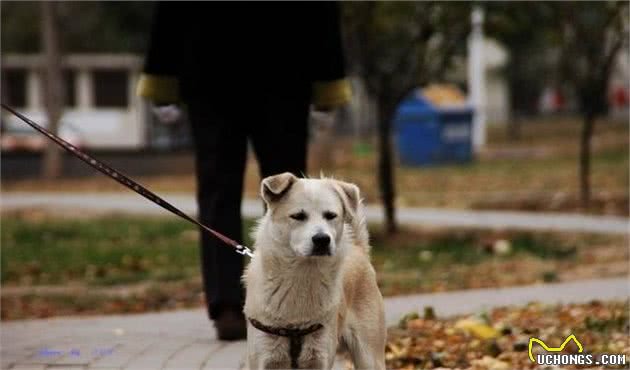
[351,200,370,250]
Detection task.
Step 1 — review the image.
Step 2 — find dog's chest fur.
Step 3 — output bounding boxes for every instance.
[244,254,344,368]
[246,255,342,324]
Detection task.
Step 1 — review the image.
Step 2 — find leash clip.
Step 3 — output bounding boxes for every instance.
[235,244,254,258]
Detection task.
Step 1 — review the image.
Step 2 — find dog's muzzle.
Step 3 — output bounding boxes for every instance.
[310,233,331,256]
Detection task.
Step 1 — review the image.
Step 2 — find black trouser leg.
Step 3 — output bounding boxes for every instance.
[187,102,246,320]
[249,97,310,178]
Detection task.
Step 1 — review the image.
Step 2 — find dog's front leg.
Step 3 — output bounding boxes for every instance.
[247,325,285,370]
[343,328,386,370]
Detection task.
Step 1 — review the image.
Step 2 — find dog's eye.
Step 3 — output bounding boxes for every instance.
[323,211,337,220]
[290,211,307,221]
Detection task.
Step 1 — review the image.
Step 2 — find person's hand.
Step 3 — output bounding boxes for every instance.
[152,104,182,124]
[311,109,337,130]
[311,109,336,127]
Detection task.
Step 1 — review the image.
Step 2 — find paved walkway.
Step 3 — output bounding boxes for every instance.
[3,192,628,234]
[383,277,628,323]
[2,277,627,370]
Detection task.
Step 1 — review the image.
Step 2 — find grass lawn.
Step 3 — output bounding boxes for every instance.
[2,213,203,286]
[2,212,627,319]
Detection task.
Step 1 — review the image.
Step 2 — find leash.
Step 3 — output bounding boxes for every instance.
[1,103,253,258]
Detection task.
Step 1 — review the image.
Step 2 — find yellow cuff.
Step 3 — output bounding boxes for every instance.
[136,74,180,103]
[312,79,352,109]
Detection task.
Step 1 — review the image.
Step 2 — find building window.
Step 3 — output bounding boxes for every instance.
[93,70,128,108]
[1,69,27,108]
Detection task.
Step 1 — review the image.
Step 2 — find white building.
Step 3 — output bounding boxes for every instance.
[1,53,149,149]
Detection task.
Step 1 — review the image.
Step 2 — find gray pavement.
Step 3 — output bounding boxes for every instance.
[3,192,628,234]
[383,277,629,324]
[1,309,246,370]
[2,277,628,370]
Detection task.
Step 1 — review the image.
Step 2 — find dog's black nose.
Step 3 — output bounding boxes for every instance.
[311,233,331,255]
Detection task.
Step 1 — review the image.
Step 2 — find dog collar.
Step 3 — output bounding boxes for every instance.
[248,317,323,368]
[248,317,323,337]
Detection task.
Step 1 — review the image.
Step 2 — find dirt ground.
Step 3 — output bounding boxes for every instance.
[3,117,628,215]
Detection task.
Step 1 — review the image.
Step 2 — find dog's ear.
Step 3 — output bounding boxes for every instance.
[333,180,360,220]
[261,172,297,205]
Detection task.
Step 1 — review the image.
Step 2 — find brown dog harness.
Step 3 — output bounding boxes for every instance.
[248,317,323,368]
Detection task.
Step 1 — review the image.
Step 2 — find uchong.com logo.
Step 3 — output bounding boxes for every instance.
[528,334,627,367]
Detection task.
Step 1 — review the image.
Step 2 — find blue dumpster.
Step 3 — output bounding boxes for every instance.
[394,89,473,166]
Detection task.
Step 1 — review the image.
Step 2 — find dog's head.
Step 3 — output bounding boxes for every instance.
[258,172,360,258]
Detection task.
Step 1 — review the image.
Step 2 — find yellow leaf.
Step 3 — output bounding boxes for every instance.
[455,318,499,340]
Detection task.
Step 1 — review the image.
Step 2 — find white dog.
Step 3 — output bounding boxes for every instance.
[243,173,386,369]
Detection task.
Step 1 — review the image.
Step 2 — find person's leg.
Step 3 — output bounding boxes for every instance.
[249,96,310,179]
[187,100,247,340]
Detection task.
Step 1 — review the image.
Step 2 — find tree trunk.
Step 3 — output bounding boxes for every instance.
[41,1,64,179]
[579,112,595,208]
[507,115,521,141]
[376,100,397,234]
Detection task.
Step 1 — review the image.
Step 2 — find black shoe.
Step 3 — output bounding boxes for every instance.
[214,309,246,341]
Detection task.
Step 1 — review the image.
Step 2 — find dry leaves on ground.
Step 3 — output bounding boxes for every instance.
[386,300,629,370]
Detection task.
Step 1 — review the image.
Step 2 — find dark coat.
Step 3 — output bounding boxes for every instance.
[139,2,350,105]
